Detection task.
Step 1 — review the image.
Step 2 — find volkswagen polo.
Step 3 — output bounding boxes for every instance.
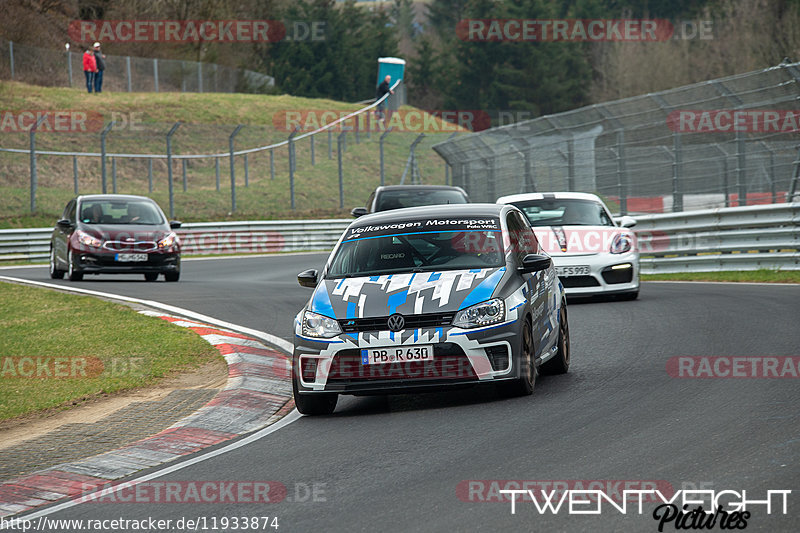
[292,204,570,415]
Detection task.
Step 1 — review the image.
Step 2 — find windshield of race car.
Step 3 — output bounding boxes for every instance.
[327,217,505,278]
[375,189,467,212]
[514,199,614,227]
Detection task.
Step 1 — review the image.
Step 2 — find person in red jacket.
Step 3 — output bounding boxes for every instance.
[83,48,97,93]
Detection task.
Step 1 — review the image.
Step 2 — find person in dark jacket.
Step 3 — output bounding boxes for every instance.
[375,75,394,120]
[82,48,97,93]
[93,42,106,93]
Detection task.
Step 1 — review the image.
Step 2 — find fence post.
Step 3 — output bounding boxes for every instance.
[9,41,14,79]
[126,56,132,92]
[788,145,800,202]
[311,135,315,166]
[66,48,73,87]
[445,132,458,184]
[328,129,332,160]
[229,125,244,212]
[112,157,118,193]
[166,122,181,219]
[672,131,682,212]
[736,129,747,206]
[29,115,46,212]
[379,128,392,186]
[617,131,628,216]
[767,147,776,204]
[355,114,360,144]
[288,127,298,210]
[400,133,425,185]
[519,151,529,193]
[338,132,346,208]
[244,154,249,187]
[181,159,187,192]
[73,155,79,194]
[148,158,153,193]
[484,157,496,202]
[567,138,575,191]
[270,148,275,180]
[197,62,203,93]
[153,58,159,93]
[722,157,729,207]
[100,121,115,194]
[215,157,220,191]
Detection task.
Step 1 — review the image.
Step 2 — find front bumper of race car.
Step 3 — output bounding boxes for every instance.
[293,317,527,396]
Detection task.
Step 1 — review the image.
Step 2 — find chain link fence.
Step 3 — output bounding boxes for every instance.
[0,40,274,93]
[0,81,461,220]
[433,62,800,214]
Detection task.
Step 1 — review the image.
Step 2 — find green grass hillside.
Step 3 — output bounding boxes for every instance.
[0,81,462,228]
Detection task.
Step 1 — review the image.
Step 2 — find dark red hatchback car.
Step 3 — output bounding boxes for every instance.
[50,194,181,281]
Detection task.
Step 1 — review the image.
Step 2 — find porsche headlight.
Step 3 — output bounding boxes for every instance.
[452,298,505,329]
[158,232,178,249]
[76,230,102,248]
[611,233,633,254]
[302,310,342,338]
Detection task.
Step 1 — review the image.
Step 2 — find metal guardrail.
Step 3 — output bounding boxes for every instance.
[2,205,798,273]
[634,203,800,273]
[0,220,351,263]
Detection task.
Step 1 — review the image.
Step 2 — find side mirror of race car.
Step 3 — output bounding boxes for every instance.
[351,207,368,218]
[519,254,552,273]
[297,269,319,288]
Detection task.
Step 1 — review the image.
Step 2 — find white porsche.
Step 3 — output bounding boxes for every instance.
[497,192,639,299]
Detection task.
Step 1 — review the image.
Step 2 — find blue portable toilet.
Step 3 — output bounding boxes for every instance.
[377,57,405,85]
[377,57,406,107]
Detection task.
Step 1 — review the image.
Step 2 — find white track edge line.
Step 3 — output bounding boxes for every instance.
[19,410,302,520]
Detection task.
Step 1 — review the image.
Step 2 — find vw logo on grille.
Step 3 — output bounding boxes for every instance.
[387,313,405,332]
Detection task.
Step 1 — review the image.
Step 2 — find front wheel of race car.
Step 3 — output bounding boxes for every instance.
[541,301,570,375]
[499,317,536,397]
[292,377,338,415]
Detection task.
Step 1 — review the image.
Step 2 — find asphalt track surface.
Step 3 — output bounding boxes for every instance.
[4,255,800,532]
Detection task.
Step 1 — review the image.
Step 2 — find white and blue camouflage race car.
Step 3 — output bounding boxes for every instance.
[292,204,571,415]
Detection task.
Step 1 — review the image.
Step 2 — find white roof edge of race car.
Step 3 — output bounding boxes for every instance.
[496,191,603,204]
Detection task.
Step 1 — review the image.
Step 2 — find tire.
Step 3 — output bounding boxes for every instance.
[541,302,570,375]
[164,271,180,282]
[67,252,83,281]
[144,272,159,282]
[49,246,64,279]
[292,376,338,415]
[499,317,536,397]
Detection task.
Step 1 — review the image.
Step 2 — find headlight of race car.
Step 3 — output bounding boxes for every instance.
[302,310,342,338]
[76,230,102,248]
[610,233,634,254]
[452,298,505,329]
[157,232,178,249]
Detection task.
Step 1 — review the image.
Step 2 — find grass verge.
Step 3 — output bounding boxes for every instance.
[0,281,221,421]
[642,270,800,283]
